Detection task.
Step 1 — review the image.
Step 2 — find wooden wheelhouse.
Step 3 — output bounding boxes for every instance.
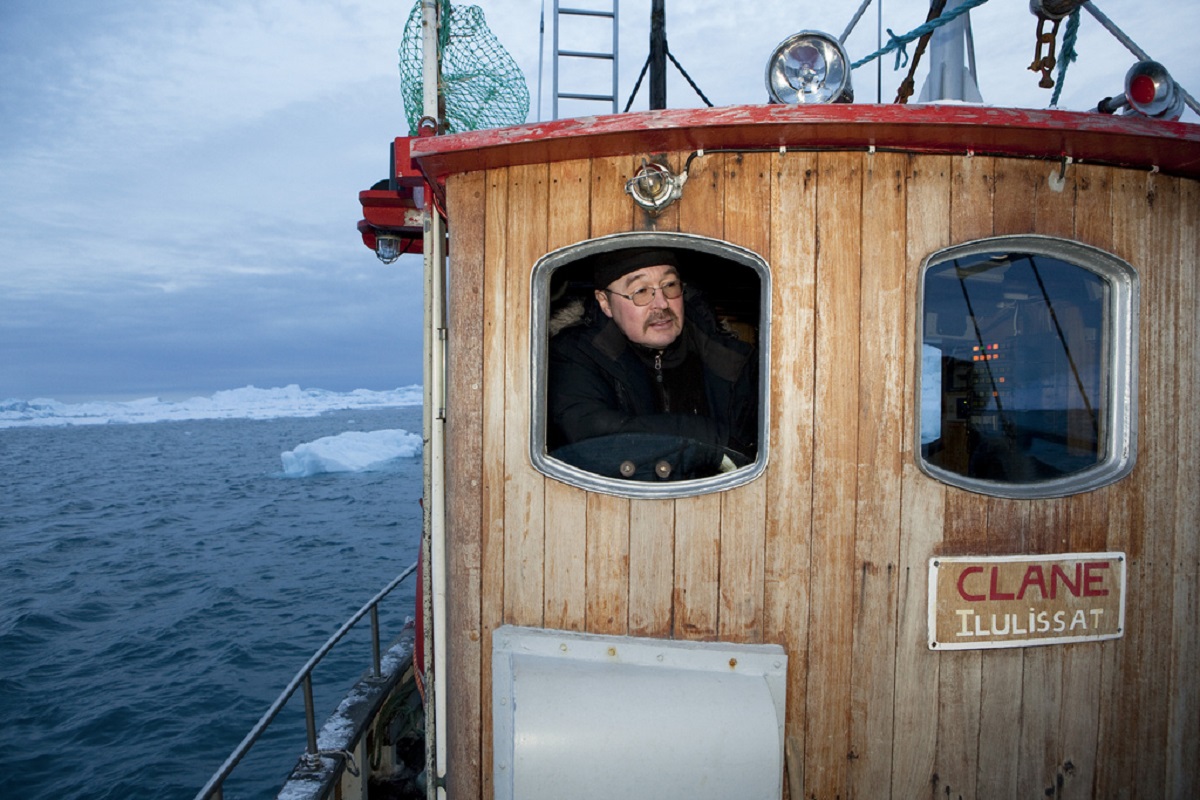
[361,103,1200,798]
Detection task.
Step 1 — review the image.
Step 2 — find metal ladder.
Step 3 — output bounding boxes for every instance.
[553,0,619,119]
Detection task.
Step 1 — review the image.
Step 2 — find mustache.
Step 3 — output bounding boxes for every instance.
[643,308,679,330]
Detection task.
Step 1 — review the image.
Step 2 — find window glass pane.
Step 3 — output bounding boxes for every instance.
[531,233,770,499]
[920,245,1129,493]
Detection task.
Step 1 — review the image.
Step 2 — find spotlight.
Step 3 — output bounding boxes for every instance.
[765,31,853,105]
[625,160,686,215]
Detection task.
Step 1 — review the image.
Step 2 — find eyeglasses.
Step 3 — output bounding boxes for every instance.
[604,278,683,307]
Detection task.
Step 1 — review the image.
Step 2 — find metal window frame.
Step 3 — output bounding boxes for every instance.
[915,234,1139,499]
[530,231,771,499]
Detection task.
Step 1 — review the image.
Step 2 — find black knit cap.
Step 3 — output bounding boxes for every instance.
[592,248,681,289]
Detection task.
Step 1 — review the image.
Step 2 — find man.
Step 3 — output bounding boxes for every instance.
[547,248,757,481]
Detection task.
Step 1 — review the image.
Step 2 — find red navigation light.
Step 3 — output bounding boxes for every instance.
[1096,60,1184,120]
[1124,60,1183,120]
[1129,74,1157,106]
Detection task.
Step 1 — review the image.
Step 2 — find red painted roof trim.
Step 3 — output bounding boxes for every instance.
[406,104,1200,180]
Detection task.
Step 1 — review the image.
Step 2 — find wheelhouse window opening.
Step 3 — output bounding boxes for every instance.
[531,234,770,499]
[918,237,1137,499]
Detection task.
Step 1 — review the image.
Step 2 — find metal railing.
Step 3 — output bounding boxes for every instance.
[194,561,419,800]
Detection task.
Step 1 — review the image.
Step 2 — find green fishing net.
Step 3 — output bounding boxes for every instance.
[399,0,530,134]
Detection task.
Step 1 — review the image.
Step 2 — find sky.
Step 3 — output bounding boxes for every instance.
[2,0,1196,402]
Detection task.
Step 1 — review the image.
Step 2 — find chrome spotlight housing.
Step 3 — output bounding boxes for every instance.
[765,31,854,105]
[625,160,687,216]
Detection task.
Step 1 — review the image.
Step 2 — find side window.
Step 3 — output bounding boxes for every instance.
[531,232,770,498]
[918,236,1138,498]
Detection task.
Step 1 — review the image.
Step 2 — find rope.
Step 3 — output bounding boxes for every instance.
[1082,1,1149,61]
[623,46,713,111]
[895,0,949,104]
[840,0,875,43]
[1049,9,1080,107]
[667,50,714,107]
[623,56,652,113]
[852,0,990,71]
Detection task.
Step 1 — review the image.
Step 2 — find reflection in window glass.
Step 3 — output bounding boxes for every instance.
[919,241,1136,496]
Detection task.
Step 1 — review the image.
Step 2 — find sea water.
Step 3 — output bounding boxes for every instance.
[0,395,424,800]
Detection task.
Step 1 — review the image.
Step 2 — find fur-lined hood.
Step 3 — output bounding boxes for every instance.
[548,297,589,337]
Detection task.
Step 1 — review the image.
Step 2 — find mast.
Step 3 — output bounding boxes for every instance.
[919,0,982,102]
[649,0,666,109]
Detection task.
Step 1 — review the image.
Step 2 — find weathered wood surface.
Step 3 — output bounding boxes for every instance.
[440,151,1200,799]
[408,105,1200,181]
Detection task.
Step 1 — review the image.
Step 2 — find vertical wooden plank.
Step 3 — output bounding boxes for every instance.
[933,510,983,800]
[1025,155,1080,798]
[1074,164,1115,253]
[1033,157,1078,241]
[590,152,636,236]
[543,159,591,633]
[628,500,675,637]
[1170,569,1200,799]
[974,499,1025,800]
[722,150,772,251]
[1012,158,1070,800]
[1132,171,1181,795]
[765,149,817,799]
[934,153,995,800]
[673,493,721,640]
[445,170,487,800]
[1060,485,1110,796]
[540,454,588,632]
[847,150,906,795]
[1167,176,1200,800]
[991,155,1041,237]
[891,154,950,799]
[584,155,634,636]
[950,154,995,245]
[1065,163,1117,798]
[672,151,726,642]
[1138,171,1179,796]
[1018,498,1067,800]
[502,163,547,628]
[976,649,1023,798]
[718,151,770,644]
[804,150,862,796]
[586,492,630,634]
[626,154,680,640]
[479,165,510,800]
[678,147,725,239]
[1097,165,1157,796]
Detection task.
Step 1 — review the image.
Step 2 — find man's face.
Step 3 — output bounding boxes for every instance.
[595,264,684,349]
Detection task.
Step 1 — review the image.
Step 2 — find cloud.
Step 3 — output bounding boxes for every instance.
[1,0,1196,401]
[1,0,410,297]
[3,1,403,162]
[1,249,425,400]
[484,0,1198,118]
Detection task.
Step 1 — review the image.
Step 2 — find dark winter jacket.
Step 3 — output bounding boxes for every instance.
[547,289,757,480]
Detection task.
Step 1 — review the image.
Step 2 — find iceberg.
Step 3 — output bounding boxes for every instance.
[0,385,422,428]
[280,429,422,477]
